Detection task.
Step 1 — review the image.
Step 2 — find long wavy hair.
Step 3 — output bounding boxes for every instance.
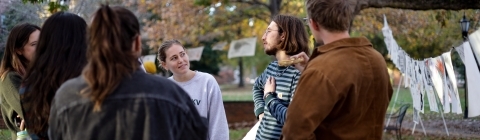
[82,5,140,112]
[272,14,310,55]
[0,23,40,80]
[21,12,87,134]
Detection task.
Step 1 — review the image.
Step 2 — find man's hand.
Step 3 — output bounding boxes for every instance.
[291,52,309,72]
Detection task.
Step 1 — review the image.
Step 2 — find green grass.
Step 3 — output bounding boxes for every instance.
[229,128,249,140]
[223,94,253,101]
[221,84,253,101]
[0,129,11,140]
[387,87,466,115]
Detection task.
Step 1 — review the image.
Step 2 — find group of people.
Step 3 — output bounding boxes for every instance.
[0,5,228,140]
[0,0,394,139]
[252,0,393,139]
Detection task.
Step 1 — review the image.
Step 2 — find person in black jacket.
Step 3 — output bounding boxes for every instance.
[48,5,208,140]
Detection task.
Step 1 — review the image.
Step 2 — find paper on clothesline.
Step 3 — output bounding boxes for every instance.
[442,52,462,114]
[423,60,439,112]
[464,42,480,118]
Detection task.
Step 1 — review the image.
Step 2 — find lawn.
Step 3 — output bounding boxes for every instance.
[229,128,249,140]
[386,87,467,116]
[220,83,470,116]
[0,129,10,140]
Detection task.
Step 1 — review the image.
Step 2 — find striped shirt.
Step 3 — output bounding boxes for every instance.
[253,61,301,140]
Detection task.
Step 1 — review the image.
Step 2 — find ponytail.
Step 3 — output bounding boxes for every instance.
[82,5,140,112]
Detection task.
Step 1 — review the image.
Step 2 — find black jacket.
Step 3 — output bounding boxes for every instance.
[48,71,208,140]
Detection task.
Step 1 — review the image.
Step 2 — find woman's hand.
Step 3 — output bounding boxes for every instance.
[264,76,276,94]
[17,115,25,130]
[291,52,309,72]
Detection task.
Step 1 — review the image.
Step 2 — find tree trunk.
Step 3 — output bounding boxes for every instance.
[238,57,244,88]
[268,0,282,19]
[237,26,245,88]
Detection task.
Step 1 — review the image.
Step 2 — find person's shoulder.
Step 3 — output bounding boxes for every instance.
[196,71,215,80]
[138,73,185,92]
[5,71,19,77]
[194,71,218,84]
[5,71,21,81]
[56,76,86,96]
[53,76,86,109]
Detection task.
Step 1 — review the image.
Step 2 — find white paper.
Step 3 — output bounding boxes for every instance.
[410,60,424,113]
[464,42,480,117]
[242,121,260,140]
[423,60,439,112]
[429,57,444,105]
[416,61,425,113]
[212,41,227,50]
[455,45,466,63]
[398,50,406,73]
[413,108,420,124]
[443,73,451,113]
[442,52,462,114]
[468,30,480,65]
[186,46,205,61]
[228,37,257,59]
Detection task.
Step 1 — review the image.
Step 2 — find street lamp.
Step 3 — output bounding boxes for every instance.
[460,12,470,119]
[461,12,470,40]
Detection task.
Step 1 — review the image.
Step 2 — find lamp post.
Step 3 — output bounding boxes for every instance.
[460,12,470,119]
[461,13,470,40]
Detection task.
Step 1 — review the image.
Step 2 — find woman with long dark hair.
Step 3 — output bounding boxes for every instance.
[49,5,207,140]
[20,12,88,139]
[0,23,40,140]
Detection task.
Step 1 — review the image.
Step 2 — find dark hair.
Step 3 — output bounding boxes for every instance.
[82,5,140,112]
[21,12,87,134]
[305,0,354,32]
[272,15,310,55]
[157,39,183,62]
[0,23,40,80]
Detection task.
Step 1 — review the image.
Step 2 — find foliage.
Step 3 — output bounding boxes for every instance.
[0,0,44,45]
[206,0,308,75]
[140,0,209,49]
[23,0,68,13]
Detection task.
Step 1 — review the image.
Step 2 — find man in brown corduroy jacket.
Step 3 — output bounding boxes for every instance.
[281,0,393,139]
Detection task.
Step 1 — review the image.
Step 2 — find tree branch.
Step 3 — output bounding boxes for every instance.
[233,0,269,9]
[364,0,480,11]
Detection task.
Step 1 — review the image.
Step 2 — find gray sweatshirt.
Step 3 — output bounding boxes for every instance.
[169,71,229,140]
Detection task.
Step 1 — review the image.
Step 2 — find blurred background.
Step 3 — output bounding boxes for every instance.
[1,0,480,139]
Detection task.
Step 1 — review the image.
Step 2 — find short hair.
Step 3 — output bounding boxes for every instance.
[305,0,354,32]
[272,14,310,55]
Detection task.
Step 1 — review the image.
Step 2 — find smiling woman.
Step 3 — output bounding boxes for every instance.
[157,39,230,140]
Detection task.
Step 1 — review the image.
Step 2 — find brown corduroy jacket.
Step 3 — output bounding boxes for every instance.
[282,37,393,140]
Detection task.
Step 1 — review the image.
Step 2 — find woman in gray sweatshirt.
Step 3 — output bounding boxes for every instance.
[157,39,229,140]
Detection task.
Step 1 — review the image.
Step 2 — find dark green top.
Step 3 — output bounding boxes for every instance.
[0,71,23,139]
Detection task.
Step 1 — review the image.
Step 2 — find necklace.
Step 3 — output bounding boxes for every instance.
[275,66,290,77]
